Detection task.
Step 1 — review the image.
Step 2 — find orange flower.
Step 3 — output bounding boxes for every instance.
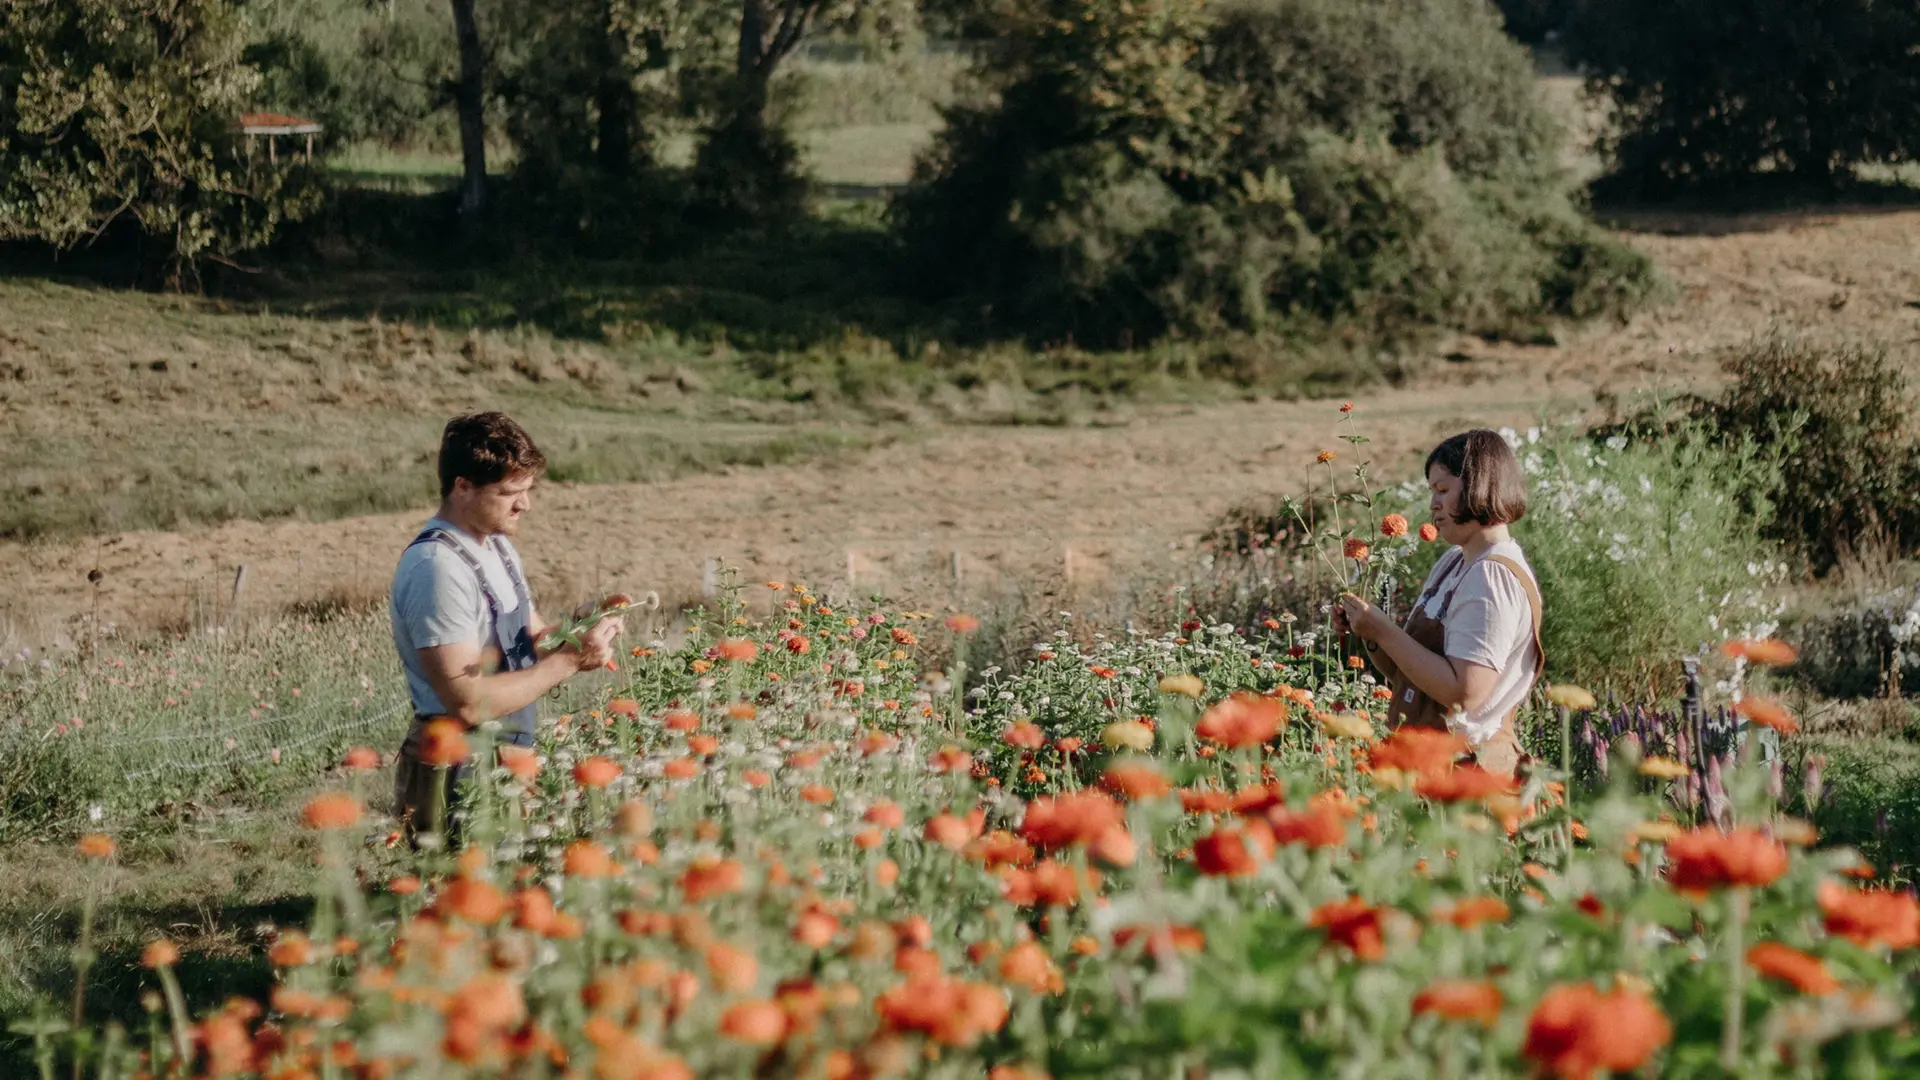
[1000,860,1093,908]
[706,941,759,992]
[1020,791,1125,851]
[606,698,641,718]
[1266,802,1348,849]
[573,756,621,788]
[1112,924,1205,954]
[1415,764,1516,804]
[793,909,839,949]
[141,938,180,969]
[498,746,539,781]
[929,746,972,773]
[301,792,363,830]
[681,856,745,902]
[1308,898,1393,961]
[1193,827,1265,877]
[1734,696,1798,734]
[1721,638,1799,666]
[967,831,1035,868]
[1818,881,1920,949]
[1747,942,1839,994]
[1432,896,1511,928]
[1413,979,1502,1026]
[719,1000,787,1044]
[420,719,470,766]
[440,876,509,923]
[1317,450,1336,464]
[563,840,614,878]
[663,757,700,780]
[77,833,117,859]
[267,932,315,967]
[715,639,759,662]
[343,746,381,770]
[1419,523,1440,542]
[1195,692,1287,748]
[726,701,757,721]
[1179,787,1234,815]
[875,975,1008,1046]
[1522,981,1671,1080]
[945,614,980,633]
[890,627,918,646]
[388,875,421,895]
[1100,761,1171,800]
[1002,722,1045,749]
[800,784,835,805]
[1343,538,1371,561]
[1380,514,1409,538]
[999,941,1064,994]
[784,634,811,655]
[664,709,700,731]
[1664,826,1788,894]
[864,801,906,829]
[1368,728,1467,781]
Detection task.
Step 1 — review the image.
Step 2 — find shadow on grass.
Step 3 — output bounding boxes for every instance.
[1592,175,1920,237]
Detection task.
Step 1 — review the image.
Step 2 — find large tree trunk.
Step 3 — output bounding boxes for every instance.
[448,0,488,222]
[594,0,638,180]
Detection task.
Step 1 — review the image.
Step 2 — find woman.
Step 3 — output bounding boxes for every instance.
[1337,429,1544,776]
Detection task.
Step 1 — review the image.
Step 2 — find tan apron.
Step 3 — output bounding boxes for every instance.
[1371,550,1543,776]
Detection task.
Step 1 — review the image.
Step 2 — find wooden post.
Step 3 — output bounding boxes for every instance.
[227,564,249,629]
[269,136,277,165]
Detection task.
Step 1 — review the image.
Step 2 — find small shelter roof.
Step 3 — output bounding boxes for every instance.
[239,112,322,135]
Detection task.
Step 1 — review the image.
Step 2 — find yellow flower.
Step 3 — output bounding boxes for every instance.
[1774,818,1819,846]
[1318,710,1375,741]
[1629,820,1683,845]
[1637,757,1691,780]
[1545,684,1597,711]
[1157,674,1205,698]
[1101,721,1155,752]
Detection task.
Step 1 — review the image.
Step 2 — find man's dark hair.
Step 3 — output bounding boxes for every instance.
[438,412,547,498]
[1425,429,1528,525]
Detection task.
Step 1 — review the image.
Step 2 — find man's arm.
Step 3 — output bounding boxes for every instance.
[418,617,625,728]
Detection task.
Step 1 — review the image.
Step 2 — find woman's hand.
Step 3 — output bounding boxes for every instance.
[1337,593,1391,642]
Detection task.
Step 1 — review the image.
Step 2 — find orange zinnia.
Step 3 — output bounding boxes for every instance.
[1432,896,1511,929]
[875,975,1008,1047]
[1195,692,1287,748]
[1380,514,1409,538]
[1415,764,1516,804]
[1721,638,1799,667]
[1266,802,1348,849]
[498,746,539,781]
[715,639,759,662]
[681,856,745,902]
[77,833,117,859]
[343,746,381,770]
[864,801,906,830]
[1368,728,1468,780]
[1734,696,1798,734]
[1522,981,1671,1080]
[420,719,470,766]
[1308,898,1394,961]
[1000,860,1092,908]
[573,757,620,787]
[719,1000,787,1045]
[1100,761,1171,800]
[141,938,181,969]
[1664,826,1788,894]
[1343,538,1371,561]
[999,941,1064,994]
[1413,979,1501,1026]
[706,941,759,991]
[563,840,614,878]
[1002,722,1045,749]
[1192,827,1264,877]
[1747,942,1839,994]
[945,614,980,633]
[301,792,363,830]
[1817,881,1920,949]
[1112,924,1205,953]
[1020,791,1125,851]
[966,831,1034,868]
[1419,522,1440,542]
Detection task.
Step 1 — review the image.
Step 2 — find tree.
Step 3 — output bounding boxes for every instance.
[1566,0,1920,194]
[0,0,320,286]
[447,0,490,220]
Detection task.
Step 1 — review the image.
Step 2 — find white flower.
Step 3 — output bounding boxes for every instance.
[1606,434,1628,451]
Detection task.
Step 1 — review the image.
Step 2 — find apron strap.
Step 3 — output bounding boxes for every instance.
[408,528,533,671]
[1481,554,1546,675]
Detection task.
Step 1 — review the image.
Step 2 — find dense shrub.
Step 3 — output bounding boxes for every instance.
[896,0,1656,348]
[1565,0,1920,194]
[1703,337,1920,573]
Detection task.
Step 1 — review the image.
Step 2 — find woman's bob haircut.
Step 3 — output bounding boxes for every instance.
[1426,429,1528,526]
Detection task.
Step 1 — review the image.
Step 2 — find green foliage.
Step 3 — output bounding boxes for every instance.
[1566,0,1920,194]
[897,0,1658,346]
[1491,0,1575,43]
[1704,337,1920,574]
[246,0,462,151]
[0,0,321,284]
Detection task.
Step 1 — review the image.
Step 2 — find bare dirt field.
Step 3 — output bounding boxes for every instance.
[7,205,1919,642]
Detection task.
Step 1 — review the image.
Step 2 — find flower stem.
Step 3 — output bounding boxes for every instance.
[1720,887,1749,1070]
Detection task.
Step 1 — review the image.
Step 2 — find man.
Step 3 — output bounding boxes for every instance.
[390,412,622,845]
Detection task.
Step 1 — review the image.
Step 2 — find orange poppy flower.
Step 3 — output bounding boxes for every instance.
[875,858,900,887]
[1380,514,1409,538]
[1747,942,1839,994]
[859,730,898,755]
[1413,979,1501,1026]
[999,941,1064,994]
[800,784,835,805]
[715,639,758,662]
[664,709,700,732]
[720,1000,787,1044]
[1100,761,1171,800]
[680,856,745,902]
[440,877,509,923]
[1308,898,1393,961]
[1817,881,1920,949]
[1195,692,1287,748]
[343,746,381,771]
[420,719,470,766]
[1522,981,1671,1080]
[300,792,362,830]
[663,757,700,780]
[864,801,906,830]
[1664,826,1789,894]
[1090,825,1135,867]
[573,756,620,788]
[1734,696,1798,734]
[686,735,720,756]
[793,909,839,949]
[1020,791,1125,851]
[742,768,771,787]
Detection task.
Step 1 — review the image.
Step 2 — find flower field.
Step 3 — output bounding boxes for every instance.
[22,567,1920,1080]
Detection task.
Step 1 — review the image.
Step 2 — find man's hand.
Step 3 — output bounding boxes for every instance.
[1337,593,1391,642]
[569,616,624,672]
